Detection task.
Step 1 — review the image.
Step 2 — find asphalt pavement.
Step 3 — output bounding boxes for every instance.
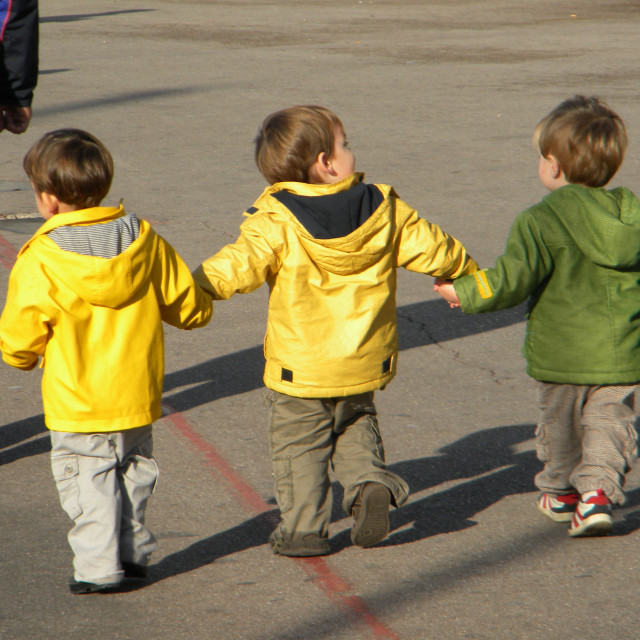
[2,1,640,639]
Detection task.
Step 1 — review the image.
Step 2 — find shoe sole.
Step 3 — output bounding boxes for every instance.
[351,485,391,547]
[69,581,123,594]
[272,546,331,557]
[569,513,613,537]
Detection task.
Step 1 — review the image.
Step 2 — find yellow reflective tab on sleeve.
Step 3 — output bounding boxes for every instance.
[473,271,493,299]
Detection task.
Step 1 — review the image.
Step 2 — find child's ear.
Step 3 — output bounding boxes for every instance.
[309,151,336,184]
[547,155,563,179]
[40,192,61,215]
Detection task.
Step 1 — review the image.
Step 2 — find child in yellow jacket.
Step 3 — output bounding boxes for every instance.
[193,106,479,556]
[0,129,212,593]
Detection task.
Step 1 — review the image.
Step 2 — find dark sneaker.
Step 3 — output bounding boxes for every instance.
[569,489,613,537]
[122,562,147,579]
[269,530,330,557]
[537,492,580,523]
[351,482,391,547]
[68,579,123,595]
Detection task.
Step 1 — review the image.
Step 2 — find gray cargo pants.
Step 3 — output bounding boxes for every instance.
[50,426,158,584]
[266,390,409,542]
[534,382,639,505]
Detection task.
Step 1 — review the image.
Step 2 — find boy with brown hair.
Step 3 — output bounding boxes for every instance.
[0,128,212,592]
[436,95,640,537]
[193,105,479,556]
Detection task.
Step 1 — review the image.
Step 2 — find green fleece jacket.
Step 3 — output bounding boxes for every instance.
[454,184,640,384]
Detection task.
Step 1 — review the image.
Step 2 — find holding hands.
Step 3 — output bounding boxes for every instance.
[434,278,461,309]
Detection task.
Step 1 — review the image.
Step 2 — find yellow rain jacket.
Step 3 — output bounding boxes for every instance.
[0,205,212,432]
[194,173,478,398]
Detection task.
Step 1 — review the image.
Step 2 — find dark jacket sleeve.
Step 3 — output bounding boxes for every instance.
[0,0,39,106]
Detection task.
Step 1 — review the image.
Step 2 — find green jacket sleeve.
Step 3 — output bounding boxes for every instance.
[454,209,553,313]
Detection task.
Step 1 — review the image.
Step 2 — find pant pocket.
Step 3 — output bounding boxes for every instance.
[365,415,385,461]
[123,454,159,495]
[534,422,550,463]
[125,432,159,494]
[622,421,639,469]
[51,454,82,520]
[272,456,293,514]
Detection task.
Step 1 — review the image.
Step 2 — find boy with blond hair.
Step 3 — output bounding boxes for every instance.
[0,129,212,592]
[194,105,479,556]
[436,95,640,537]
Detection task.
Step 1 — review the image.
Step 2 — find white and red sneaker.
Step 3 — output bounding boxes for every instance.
[569,489,613,537]
[538,492,580,523]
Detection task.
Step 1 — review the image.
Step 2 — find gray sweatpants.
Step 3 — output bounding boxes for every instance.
[266,390,409,542]
[50,426,158,584]
[534,383,639,505]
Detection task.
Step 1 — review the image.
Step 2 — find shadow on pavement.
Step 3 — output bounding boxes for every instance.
[162,299,526,412]
[0,414,48,466]
[0,296,524,464]
[330,422,540,552]
[146,510,279,587]
[144,423,536,583]
[41,9,154,24]
[142,421,566,585]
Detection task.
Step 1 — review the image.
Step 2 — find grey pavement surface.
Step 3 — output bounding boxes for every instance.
[2,1,640,639]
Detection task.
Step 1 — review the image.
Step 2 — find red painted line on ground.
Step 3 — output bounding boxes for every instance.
[161,403,399,640]
[0,234,18,269]
[161,404,271,515]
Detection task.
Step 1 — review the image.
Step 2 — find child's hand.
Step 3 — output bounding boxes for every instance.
[433,278,461,309]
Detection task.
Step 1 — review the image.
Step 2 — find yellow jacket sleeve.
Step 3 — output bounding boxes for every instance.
[193,216,280,300]
[154,236,213,329]
[395,201,479,278]
[0,254,52,370]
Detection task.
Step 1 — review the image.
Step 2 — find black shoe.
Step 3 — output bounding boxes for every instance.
[351,482,391,547]
[122,561,147,579]
[69,579,123,595]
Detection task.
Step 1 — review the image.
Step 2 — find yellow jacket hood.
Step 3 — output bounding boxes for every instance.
[252,173,396,276]
[20,205,156,309]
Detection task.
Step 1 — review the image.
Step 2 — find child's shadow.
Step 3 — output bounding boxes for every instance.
[146,509,279,586]
[612,487,640,535]
[146,423,537,585]
[375,423,640,545]
[329,422,541,551]
[0,414,49,466]
[143,422,640,587]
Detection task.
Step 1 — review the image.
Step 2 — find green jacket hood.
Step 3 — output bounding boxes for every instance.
[21,206,157,309]
[543,185,640,268]
[253,173,397,276]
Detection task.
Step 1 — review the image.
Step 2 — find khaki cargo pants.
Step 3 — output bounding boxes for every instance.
[265,390,409,543]
[535,382,639,505]
[50,426,158,585]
